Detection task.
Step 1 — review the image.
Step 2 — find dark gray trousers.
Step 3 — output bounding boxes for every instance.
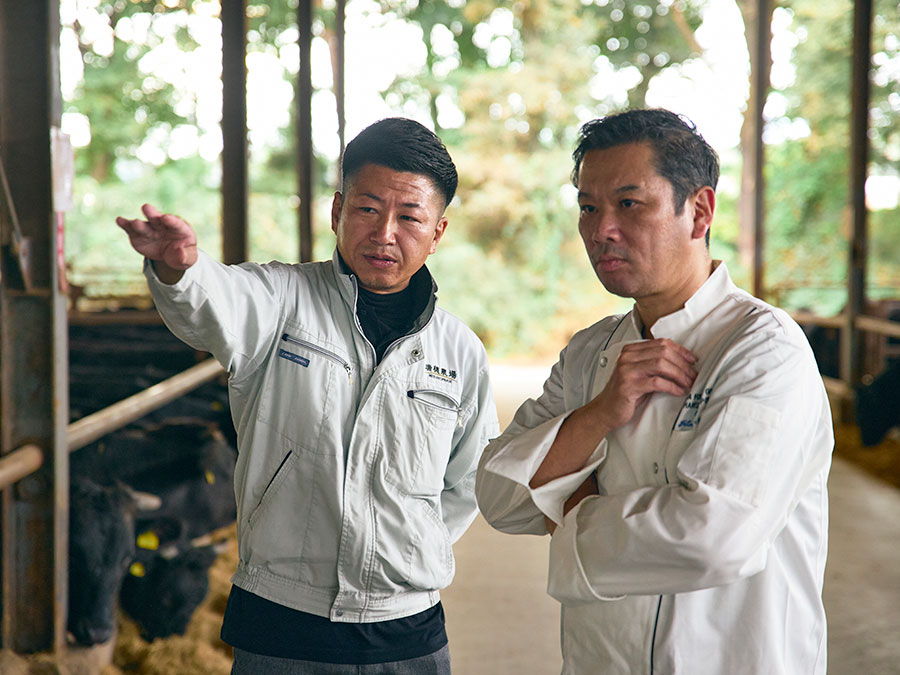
[231,644,452,675]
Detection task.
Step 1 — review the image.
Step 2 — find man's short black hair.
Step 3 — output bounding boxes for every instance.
[571,108,719,215]
[340,117,458,209]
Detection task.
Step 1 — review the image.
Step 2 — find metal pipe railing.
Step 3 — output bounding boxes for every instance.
[790,311,844,329]
[791,311,900,337]
[0,444,44,491]
[0,358,225,491]
[856,315,900,340]
[67,358,225,453]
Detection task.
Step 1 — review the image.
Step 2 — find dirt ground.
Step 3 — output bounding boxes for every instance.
[4,423,898,674]
[832,423,900,490]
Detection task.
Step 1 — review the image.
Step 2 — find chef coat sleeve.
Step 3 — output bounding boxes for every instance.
[547,323,834,604]
[476,343,609,535]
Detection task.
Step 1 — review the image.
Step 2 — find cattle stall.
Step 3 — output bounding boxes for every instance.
[0,0,339,663]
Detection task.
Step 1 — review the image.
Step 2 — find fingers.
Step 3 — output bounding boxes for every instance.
[141,203,162,221]
[141,203,192,234]
[618,339,697,393]
[115,205,197,269]
[588,338,699,432]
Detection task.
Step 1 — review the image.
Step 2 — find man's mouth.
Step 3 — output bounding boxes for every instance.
[363,253,397,269]
[595,256,626,272]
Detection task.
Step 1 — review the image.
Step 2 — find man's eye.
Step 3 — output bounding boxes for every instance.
[620,199,636,208]
[579,205,595,214]
[359,206,376,214]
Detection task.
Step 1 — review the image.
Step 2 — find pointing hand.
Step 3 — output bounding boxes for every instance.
[116,203,198,271]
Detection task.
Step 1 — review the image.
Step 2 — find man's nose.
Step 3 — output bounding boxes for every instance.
[370,213,398,243]
[589,210,620,242]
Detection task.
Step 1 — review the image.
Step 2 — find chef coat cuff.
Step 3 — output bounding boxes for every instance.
[482,413,608,525]
[548,502,626,604]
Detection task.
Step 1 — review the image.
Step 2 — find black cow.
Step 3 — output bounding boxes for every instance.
[120,540,223,641]
[68,477,160,645]
[68,421,236,646]
[856,360,900,447]
[67,318,237,645]
[124,422,237,542]
[802,323,840,379]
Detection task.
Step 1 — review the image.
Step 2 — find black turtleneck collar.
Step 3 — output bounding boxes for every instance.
[336,251,435,363]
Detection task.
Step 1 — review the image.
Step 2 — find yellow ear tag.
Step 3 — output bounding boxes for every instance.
[129,562,146,578]
[136,530,160,551]
[205,470,215,485]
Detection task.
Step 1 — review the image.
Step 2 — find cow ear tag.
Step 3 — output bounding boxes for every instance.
[205,470,215,485]
[129,562,146,578]
[137,530,160,551]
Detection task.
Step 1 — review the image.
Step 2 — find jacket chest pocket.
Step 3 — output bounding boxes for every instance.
[380,383,461,494]
[257,330,353,452]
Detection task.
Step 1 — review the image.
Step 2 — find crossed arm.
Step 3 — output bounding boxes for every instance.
[532,337,698,532]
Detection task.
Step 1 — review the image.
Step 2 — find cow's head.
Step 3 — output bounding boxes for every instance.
[68,478,160,645]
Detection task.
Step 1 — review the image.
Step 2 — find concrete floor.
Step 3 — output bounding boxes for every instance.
[441,364,900,674]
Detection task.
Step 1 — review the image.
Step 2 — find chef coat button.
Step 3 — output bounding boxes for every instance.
[335,609,344,617]
[411,349,421,358]
[652,462,659,474]
[599,356,608,367]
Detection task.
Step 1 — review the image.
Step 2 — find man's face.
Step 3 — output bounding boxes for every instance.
[576,142,708,304]
[331,163,447,294]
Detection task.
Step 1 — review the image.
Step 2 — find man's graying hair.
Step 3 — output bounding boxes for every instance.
[571,109,720,216]
[341,117,458,209]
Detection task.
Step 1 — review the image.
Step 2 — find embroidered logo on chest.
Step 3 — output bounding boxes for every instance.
[425,363,457,382]
[675,387,712,430]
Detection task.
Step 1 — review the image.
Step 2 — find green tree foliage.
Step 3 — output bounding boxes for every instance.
[764,0,900,314]
[65,0,896,357]
[366,0,715,355]
[64,0,723,357]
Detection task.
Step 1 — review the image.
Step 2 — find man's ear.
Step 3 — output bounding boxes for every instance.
[429,216,448,254]
[330,191,343,235]
[691,186,715,241]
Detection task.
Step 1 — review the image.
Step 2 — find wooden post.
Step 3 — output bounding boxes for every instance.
[298,0,314,263]
[0,0,68,653]
[221,0,249,265]
[842,0,872,419]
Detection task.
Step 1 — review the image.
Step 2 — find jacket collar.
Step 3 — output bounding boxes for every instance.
[635,260,734,343]
[329,249,439,331]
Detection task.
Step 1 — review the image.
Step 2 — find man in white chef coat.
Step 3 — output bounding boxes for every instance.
[476,108,833,675]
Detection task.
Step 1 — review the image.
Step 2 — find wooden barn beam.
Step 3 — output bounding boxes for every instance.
[336,0,346,164]
[298,0,313,263]
[841,0,872,400]
[0,0,68,654]
[750,0,771,300]
[221,0,249,265]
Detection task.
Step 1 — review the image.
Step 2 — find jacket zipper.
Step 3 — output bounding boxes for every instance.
[407,388,461,413]
[249,451,293,527]
[281,333,352,381]
[348,274,436,362]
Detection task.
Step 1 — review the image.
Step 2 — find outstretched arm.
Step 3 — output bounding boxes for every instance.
[116,203,197,284]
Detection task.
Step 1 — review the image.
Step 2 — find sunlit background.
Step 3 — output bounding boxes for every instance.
[58,0,900,360]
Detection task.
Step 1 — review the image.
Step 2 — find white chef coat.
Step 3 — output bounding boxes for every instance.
[476,262,833,674]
